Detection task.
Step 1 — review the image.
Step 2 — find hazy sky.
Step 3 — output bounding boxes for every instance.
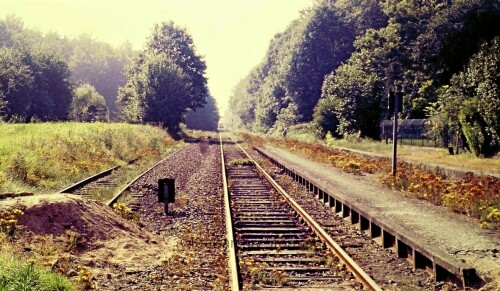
[0,0,312,113]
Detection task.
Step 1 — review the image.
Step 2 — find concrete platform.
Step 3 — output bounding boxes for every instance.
[255,145,500,289]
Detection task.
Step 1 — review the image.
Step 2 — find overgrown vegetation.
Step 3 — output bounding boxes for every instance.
[0,122,177,194]
[243,133,500,229]
[0,208,23,237]
[0,209,75,290]
[0,253,73,291]
[159,190,228,289]
[113,203,139,221]
[226,0,500,156]
[0,15,133,122]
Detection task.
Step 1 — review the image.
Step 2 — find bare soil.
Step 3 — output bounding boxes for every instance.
[1,194,170,289]
[0,142,227,290]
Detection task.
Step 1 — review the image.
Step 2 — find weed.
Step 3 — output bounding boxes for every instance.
[240,257,287,287]
[212,274,227,290]
[242,133,500,229]
[161,254,193,276]
[0,208,24,237]
[324,250,343,272]
[0,123,178,194]
[113,203,139,221]
[6,154,28,182]
[227,158,253,166]
[77,265,96,290]
[0,254,73,290]
[65,229,85,251]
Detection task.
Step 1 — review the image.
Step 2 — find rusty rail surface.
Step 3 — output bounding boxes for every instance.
[220,133,241,291]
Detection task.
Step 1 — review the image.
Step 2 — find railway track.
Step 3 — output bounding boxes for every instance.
[221,134,381,290]
[59,165,121,197]
[59,146,184,206]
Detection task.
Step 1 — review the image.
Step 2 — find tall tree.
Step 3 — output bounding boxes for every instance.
[316,23,402,138]
[414,0,500,84]
[145,21,208,110]
[118,21,207,134]
[0,46,73,122]
[429,36,500,157]
[227,0,355,132]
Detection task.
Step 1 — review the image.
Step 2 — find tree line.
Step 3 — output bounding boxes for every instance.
[0,16,219,131]
[226,0,500,157]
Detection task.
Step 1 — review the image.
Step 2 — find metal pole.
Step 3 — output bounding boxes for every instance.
[392,93,399,176]
[164,185,169,215]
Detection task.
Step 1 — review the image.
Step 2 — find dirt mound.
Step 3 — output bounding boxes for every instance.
[1,194,175,272]
[16,194,141,241]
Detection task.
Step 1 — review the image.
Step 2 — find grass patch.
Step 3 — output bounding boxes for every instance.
[180,124,218,140]
[0,122,178,195]
[324,134,500,175]
[0,253,73,290]
[227,158,253,166]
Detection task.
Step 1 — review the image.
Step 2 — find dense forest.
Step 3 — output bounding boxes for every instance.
[226,0,500,156]
[0,16,219,132]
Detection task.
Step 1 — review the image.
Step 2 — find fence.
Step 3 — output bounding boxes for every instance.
[379,119,450,148]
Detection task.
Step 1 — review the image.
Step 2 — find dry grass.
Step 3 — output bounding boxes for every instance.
[325,137,500,174]
[270,125,500,174]
[0,122,179,195]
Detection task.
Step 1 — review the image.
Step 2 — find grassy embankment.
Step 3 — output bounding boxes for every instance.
[0,122,179,289]
[239,127,500,229]
[0,122,179,196]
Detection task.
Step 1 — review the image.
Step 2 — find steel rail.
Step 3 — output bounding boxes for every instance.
[219,133,241,291]
[59,165,120,194]
[227,134,382,291]
[106,145,185,206]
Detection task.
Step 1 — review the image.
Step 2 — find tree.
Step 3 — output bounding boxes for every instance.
[0,47,33,121]
[414,0,500,85]
[333,0,387,34]
[317,23,402,138]
[429,37,500,157]
[184,94,220,131]
[68,35,131,119]
[227,1,355,132]
[0,46,73,122]
[118,53,191,129]
[312,93,340,138]
[285,3,355,122]
[145,21,208,110]
[118,21,208,135]
[29,47,73,121]
[71,84,109,122]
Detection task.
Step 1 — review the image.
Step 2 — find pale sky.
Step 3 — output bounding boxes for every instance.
[0,0,312,113]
